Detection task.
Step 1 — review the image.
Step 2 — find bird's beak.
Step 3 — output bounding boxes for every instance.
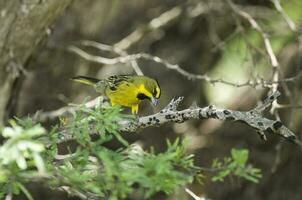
[151,96,158,106]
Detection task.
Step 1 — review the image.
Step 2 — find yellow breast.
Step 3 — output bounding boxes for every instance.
[105,81,140,113]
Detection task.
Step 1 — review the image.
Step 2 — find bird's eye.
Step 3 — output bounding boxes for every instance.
[137,93,149,100]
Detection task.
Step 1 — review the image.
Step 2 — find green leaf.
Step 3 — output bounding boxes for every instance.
[16,182,34,200]
[211,148,262,184]
[231,148,249,166]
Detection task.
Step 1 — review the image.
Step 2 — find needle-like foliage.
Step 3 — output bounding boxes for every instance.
[0,103,261,199]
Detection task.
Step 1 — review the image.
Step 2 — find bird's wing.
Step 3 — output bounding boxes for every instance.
[95,80,107,93]
[106,75,132,91]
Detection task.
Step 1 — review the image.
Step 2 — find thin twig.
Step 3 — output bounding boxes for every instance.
[34,97,106,122]
[69,44,302,87]
[114,7,182,50]
[271,0,297,32]
[185,188,206,200]
[80,40,143,75]
[227,0,279,68]
[274,104,302,109]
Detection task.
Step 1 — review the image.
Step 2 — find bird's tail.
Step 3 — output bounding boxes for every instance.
[71,76,101,86]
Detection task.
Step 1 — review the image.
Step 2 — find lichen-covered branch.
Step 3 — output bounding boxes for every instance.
[57,91,299,145]
[120,91,296,142]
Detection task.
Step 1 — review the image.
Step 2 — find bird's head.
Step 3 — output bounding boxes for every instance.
[136,76,161,106]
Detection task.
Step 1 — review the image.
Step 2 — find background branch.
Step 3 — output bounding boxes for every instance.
[69,43,302,88]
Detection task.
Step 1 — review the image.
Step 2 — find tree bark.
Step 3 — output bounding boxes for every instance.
[0,0,73,125]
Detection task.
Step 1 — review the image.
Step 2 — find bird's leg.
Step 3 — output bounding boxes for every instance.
[131,105,139,114]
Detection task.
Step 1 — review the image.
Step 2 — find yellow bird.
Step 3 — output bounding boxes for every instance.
[71,75,161,114]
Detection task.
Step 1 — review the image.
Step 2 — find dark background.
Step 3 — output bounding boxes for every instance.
[1,0,302,199]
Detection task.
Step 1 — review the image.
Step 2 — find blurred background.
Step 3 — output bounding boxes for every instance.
[1,0,302,199]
